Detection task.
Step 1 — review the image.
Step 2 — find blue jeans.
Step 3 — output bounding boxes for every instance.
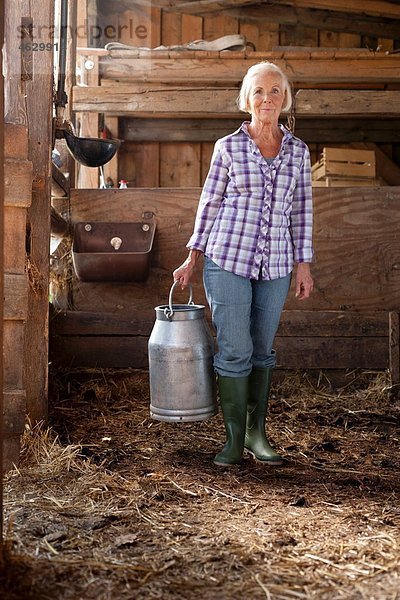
[203,257,291,377]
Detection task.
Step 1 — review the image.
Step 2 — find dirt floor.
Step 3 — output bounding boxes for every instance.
[1,369,400,600]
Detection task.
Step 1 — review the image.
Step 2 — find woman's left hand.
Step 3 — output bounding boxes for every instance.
[295,263,313,300]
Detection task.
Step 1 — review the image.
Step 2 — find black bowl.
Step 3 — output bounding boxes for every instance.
[64,130,120,167]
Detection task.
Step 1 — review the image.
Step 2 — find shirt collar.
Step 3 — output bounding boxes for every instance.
[238,121,292,142]
[237,122,292,159]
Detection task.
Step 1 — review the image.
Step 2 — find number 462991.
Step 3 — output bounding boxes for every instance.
[19,42,59,51]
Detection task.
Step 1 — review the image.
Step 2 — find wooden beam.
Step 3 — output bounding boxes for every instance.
[50,206,69,237]
[52,309,388,337]
[51,309,155,336]
[123,118,242,141]
[75,52,99,188]
[170,0,258,15]
[166,0,400,19]
[0,0,4,525]
[121,117,400,143]
[73,85,240,116]
[52,309,389,372]
[224,5,400,40]
[52,163,70,197]
[98,51,400,84]
[295,90,400,117]
[103,116,119,187]
[50,332,388,370]
[24,0,54,423]
[73,86,400,117]
[272,0,400,20]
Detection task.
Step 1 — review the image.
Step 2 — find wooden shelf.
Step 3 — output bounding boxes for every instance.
[91,48,400,84]
[73,86,400,118]
[73,48,400,117]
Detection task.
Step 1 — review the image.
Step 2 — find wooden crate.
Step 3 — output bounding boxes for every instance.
[312,177,381,187]
[312,147,376,181]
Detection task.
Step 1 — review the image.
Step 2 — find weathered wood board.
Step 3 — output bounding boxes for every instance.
[4,159,33,206]
[3,322,25,390]
[121,118,400,144]
[164,0,400,20]
[296,90,400,118]
[4,274,29,321]
[66,187,400,313]
[50,187,400,370]
[4,0,54,458]
[23,2,54,424]
[73,87,400,118]
[4,207,27,273]
[3,122,31,472]
[50,309,389,370]
[95,50,400,84]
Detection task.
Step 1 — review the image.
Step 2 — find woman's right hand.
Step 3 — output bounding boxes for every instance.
[173,250,202,289]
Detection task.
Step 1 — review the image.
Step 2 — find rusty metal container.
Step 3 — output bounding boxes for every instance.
[148,282,217,422]
[72,221,156,282]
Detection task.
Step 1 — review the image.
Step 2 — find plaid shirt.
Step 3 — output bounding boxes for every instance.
[187,123,314,280]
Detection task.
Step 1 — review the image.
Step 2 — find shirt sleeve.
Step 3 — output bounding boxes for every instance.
[290,146,314,263]
[186,142,229,252]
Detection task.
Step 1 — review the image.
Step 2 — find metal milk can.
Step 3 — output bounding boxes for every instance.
[148,282,217,422]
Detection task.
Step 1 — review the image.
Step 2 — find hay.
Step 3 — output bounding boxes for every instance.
[2,369,400,599]
[25,256,46,296]
[49,236,74,308]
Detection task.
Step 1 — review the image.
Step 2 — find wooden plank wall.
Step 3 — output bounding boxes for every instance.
[1,4,4,533]
[3,125,31,470]
[50,186,400,372]
[88,5,397,188]
[24,2,54,424]
[4,0,54,454]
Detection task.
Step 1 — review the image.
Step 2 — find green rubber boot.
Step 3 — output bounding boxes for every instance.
[244,368,283,465]
[214,376,248,466]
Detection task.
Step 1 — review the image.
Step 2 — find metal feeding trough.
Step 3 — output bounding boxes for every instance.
[64,130,120,168]
[72,221,156,282]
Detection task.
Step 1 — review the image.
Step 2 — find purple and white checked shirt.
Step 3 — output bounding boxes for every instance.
[187,123,314,281]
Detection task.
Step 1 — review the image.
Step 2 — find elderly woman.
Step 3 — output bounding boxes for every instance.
[173,61,314,467]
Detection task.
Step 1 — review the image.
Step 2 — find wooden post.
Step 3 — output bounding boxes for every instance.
[24,0,54,423]
[103,116,119,187]
[75,1,99,188]
[389,312,400,385]
[0,0,4,556]
[75,52,99,188]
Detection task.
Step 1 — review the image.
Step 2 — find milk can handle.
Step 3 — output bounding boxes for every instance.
[164,281,194,320]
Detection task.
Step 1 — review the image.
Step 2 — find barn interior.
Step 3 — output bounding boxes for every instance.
[1,0,400,597]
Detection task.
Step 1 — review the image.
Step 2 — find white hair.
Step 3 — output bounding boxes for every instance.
[237,61,292,113]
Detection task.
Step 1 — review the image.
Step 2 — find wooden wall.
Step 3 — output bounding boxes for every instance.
[50,186,400,374]
[78,2,399,189]
[50,3,400,378]
[3,0,54,468]
[3,125,31,469]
